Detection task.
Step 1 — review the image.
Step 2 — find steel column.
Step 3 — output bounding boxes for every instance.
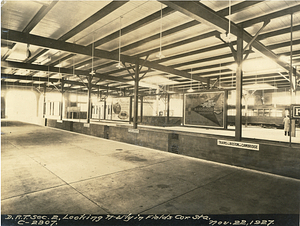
[129,96,133,124]
[235,26,243,141]
[87,75,92,123]
[140,96,143,123]
[133,62,139,129]
[60,77,64,121]
[167,94,170,124]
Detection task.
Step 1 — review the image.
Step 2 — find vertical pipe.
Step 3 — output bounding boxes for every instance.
[60,77,64,121]
[167,93,170,124]
[235,26,243,141]
[43,84,46,118]
[133,62,139,129]
[224,90,228,129]
[104,99,107,120]
[289,13,293,146]
[87,75,92,123]
[129,96,133,123]
[140,96,143,123]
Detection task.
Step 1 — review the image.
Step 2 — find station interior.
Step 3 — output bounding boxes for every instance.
[1,0,300,216]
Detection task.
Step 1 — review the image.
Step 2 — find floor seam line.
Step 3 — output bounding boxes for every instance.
[69,158,178,185]
[1,184,67,201]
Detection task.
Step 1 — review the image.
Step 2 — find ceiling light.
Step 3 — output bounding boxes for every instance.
[220,0,232,43]
[116,16,123,69]
[187,88,194,92]
[243,83,278,90]
[116,62,123,69]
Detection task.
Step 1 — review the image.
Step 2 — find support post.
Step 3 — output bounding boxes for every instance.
[87,75,92,123]
[103,99,107,120]
[167,93,170,124]
[43,84,46,118]
[140,96,143,123]
[289,13,293,146]
[129,96,133,124]
[60,77,64,121]
[133,62,139,129]
[235,26,243,141]
[224,90,228,129]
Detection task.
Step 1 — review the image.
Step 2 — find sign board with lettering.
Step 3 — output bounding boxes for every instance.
[84,123,90,128]
[292,105,300,119]
[128,129,139,134]
[184,91,225,128]
[217,140,259,151]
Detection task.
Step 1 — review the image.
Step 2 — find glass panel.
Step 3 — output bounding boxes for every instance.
[264,109,270,117]
[169,94,183,117]
[253,109,258,116]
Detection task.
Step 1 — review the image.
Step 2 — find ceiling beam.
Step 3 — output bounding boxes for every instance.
[160,1,295,75]
[1,29,208,84]
[23,0,59,33]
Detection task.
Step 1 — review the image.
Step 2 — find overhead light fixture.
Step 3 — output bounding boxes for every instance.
[243,83,278,90]
[156,3,165,59]
[220,0,232,43]
[116,16,123,69]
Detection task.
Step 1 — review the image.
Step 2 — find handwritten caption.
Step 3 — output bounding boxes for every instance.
[3,214,276,226]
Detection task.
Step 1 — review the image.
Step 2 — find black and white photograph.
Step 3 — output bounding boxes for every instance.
[1,0,300,225]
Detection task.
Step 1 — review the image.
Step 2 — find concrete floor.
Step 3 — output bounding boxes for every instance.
[1,120,300,214]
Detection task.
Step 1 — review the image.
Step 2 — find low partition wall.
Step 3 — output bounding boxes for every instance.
[46,119,300,179]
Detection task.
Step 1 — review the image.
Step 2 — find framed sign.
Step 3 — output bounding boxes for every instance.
[291,105,300,119]
[184,91,225,128]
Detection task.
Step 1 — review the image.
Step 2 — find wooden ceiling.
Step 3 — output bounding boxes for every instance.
[1,0,300,95]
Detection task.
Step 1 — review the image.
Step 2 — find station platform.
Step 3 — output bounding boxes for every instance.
[1,120,300,215]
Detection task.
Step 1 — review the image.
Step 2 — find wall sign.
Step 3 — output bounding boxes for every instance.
[184,91,225,128]
[128,129,139,133]
[292,105,300,119]
[217,140,259,151]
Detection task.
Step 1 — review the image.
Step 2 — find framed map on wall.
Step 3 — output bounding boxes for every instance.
[184,91,225,128]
